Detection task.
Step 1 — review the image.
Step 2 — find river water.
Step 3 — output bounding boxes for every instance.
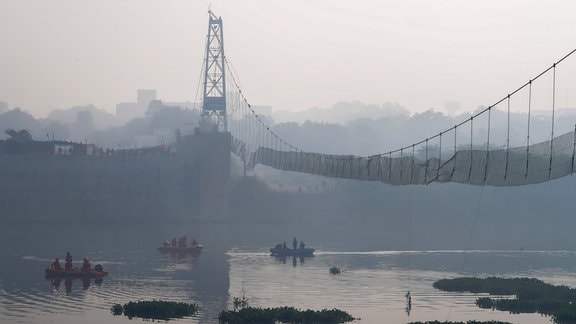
[1,221,575,324]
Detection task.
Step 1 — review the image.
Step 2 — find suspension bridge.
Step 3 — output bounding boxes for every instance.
[199,11,576,188]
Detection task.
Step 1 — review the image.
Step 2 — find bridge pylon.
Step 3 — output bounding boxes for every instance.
[200,10,227,133]
[192,10,231,221]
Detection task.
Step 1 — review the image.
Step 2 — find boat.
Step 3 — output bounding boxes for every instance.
[45,265,108,278]
[158,237,203,254]
[269,246,315,257]
[157,244,203,254]
[45,254,107,278]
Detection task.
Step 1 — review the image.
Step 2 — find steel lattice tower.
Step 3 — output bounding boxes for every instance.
[201,10,227,133]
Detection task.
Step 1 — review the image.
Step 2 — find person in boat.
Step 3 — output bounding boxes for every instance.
[51,258,63,271]
[171,238,177,247]
[299,241,306,249]
[191,238,198,246]
[81,258,91,272]
[293,237,298,250]
[282,242,287,249]
[178,235,187,248]
[65,252,73,271]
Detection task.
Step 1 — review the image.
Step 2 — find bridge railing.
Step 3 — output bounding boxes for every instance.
[227,48,576,186]
[238,129,574,186]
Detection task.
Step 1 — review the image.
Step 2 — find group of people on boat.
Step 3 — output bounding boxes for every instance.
[49,252,92,272]
[164,235,199,248]
[274,237,306,250]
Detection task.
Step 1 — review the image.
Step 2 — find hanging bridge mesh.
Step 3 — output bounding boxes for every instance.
[231,131,575,186]
[225,49,576,186]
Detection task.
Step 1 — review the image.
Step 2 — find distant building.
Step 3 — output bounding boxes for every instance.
[116,90,200,124]
[116,89,157,124]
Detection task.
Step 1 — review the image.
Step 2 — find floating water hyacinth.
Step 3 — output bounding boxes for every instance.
[111,300,198,321]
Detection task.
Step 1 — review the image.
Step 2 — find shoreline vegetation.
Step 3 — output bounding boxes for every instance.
[433,277,576,324]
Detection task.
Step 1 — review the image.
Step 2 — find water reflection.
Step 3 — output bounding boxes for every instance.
[157,250,202,261]
[0,222,230,324]
[227,249,572,324]
[47,277,104,294]
[2,221,575,324]
[273,255,310,267]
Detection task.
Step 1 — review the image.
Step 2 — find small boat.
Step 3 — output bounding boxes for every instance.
[157,244,203,254]
[45,265,108,278]
[159,236,202,254]
[270,246,315,257]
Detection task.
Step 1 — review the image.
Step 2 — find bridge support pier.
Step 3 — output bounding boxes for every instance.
[178,131,231,221]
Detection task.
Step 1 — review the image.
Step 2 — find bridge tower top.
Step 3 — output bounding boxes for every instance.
[201,10,227,133]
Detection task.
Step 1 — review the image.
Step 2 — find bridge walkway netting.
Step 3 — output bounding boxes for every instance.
[226,49,576,187]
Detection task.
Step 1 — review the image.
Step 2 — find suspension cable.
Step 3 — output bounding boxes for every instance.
[549,64,557,178]
[468,117,473,182]
[525,81,532,178]
[505,95,511,182]
[484,107,491,183]
[437,132,442,181]
[572,124,576,175]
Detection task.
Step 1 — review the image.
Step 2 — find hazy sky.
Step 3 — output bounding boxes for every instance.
[0,0,575,118]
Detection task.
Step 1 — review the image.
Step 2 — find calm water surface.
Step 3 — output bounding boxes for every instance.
[1,222,574,323]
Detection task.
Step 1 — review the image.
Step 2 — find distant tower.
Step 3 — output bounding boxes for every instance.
[201,10,227,133]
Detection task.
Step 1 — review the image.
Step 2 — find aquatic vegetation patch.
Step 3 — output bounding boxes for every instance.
[218,306,356,323]
[232,296,249,310]
[111,300,199,321]
[433,277,576,323]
